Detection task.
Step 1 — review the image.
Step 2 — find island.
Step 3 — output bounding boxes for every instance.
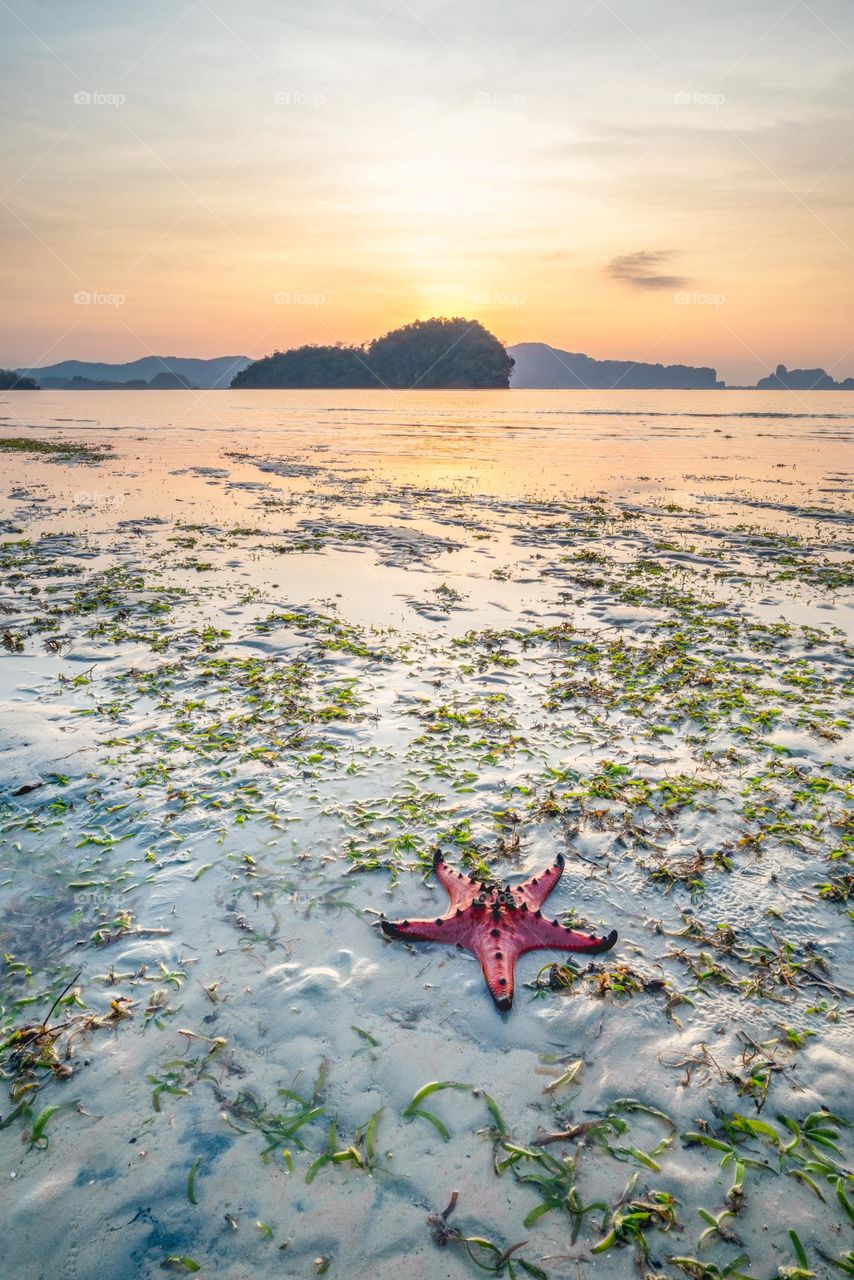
[0,369,39,390]
[755,363,854,390]
[231,317,514,389]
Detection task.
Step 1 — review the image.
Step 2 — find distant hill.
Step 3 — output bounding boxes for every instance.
[19,355,250,390]
[508,342,722,389]
[49,371,198,391]
[755,363,854,391]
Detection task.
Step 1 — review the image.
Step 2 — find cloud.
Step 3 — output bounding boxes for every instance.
[606,250,687,290]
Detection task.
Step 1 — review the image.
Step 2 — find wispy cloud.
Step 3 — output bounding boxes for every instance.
[606,250,687,290]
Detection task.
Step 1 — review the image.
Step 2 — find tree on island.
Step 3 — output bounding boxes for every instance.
[230,318,513,389]
[231,343,378,389]
[367,317,513,388]
[0,369,39,390]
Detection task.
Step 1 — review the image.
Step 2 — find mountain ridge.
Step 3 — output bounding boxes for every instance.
[13,348,854,391]
[508,342,723,389]
[18,354,251,390]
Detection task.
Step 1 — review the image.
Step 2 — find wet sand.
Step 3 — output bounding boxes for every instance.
[0,389,852,1280]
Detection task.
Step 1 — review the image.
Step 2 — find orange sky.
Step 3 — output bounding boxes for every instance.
[2,0,853,384]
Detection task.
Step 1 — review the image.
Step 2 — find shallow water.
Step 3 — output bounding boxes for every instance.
[0,390,852,1280]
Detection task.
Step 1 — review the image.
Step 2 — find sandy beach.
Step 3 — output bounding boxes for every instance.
[0,388,852,1280]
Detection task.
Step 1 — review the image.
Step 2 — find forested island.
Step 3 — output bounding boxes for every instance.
[0,369,39,390]
[231,317,513,389]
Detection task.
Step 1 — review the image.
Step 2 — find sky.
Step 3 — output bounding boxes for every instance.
[1,0,853,385]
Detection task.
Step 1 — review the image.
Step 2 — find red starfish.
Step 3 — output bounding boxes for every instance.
[380,850,617,1011]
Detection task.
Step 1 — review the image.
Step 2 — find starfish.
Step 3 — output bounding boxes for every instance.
[380,850,617,1011]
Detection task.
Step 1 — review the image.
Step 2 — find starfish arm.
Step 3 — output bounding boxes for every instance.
[513,854,565,910]
[472,935,518,1012]
[432,849,478,911]
[380,912,469,945]
[514,914,618,955]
